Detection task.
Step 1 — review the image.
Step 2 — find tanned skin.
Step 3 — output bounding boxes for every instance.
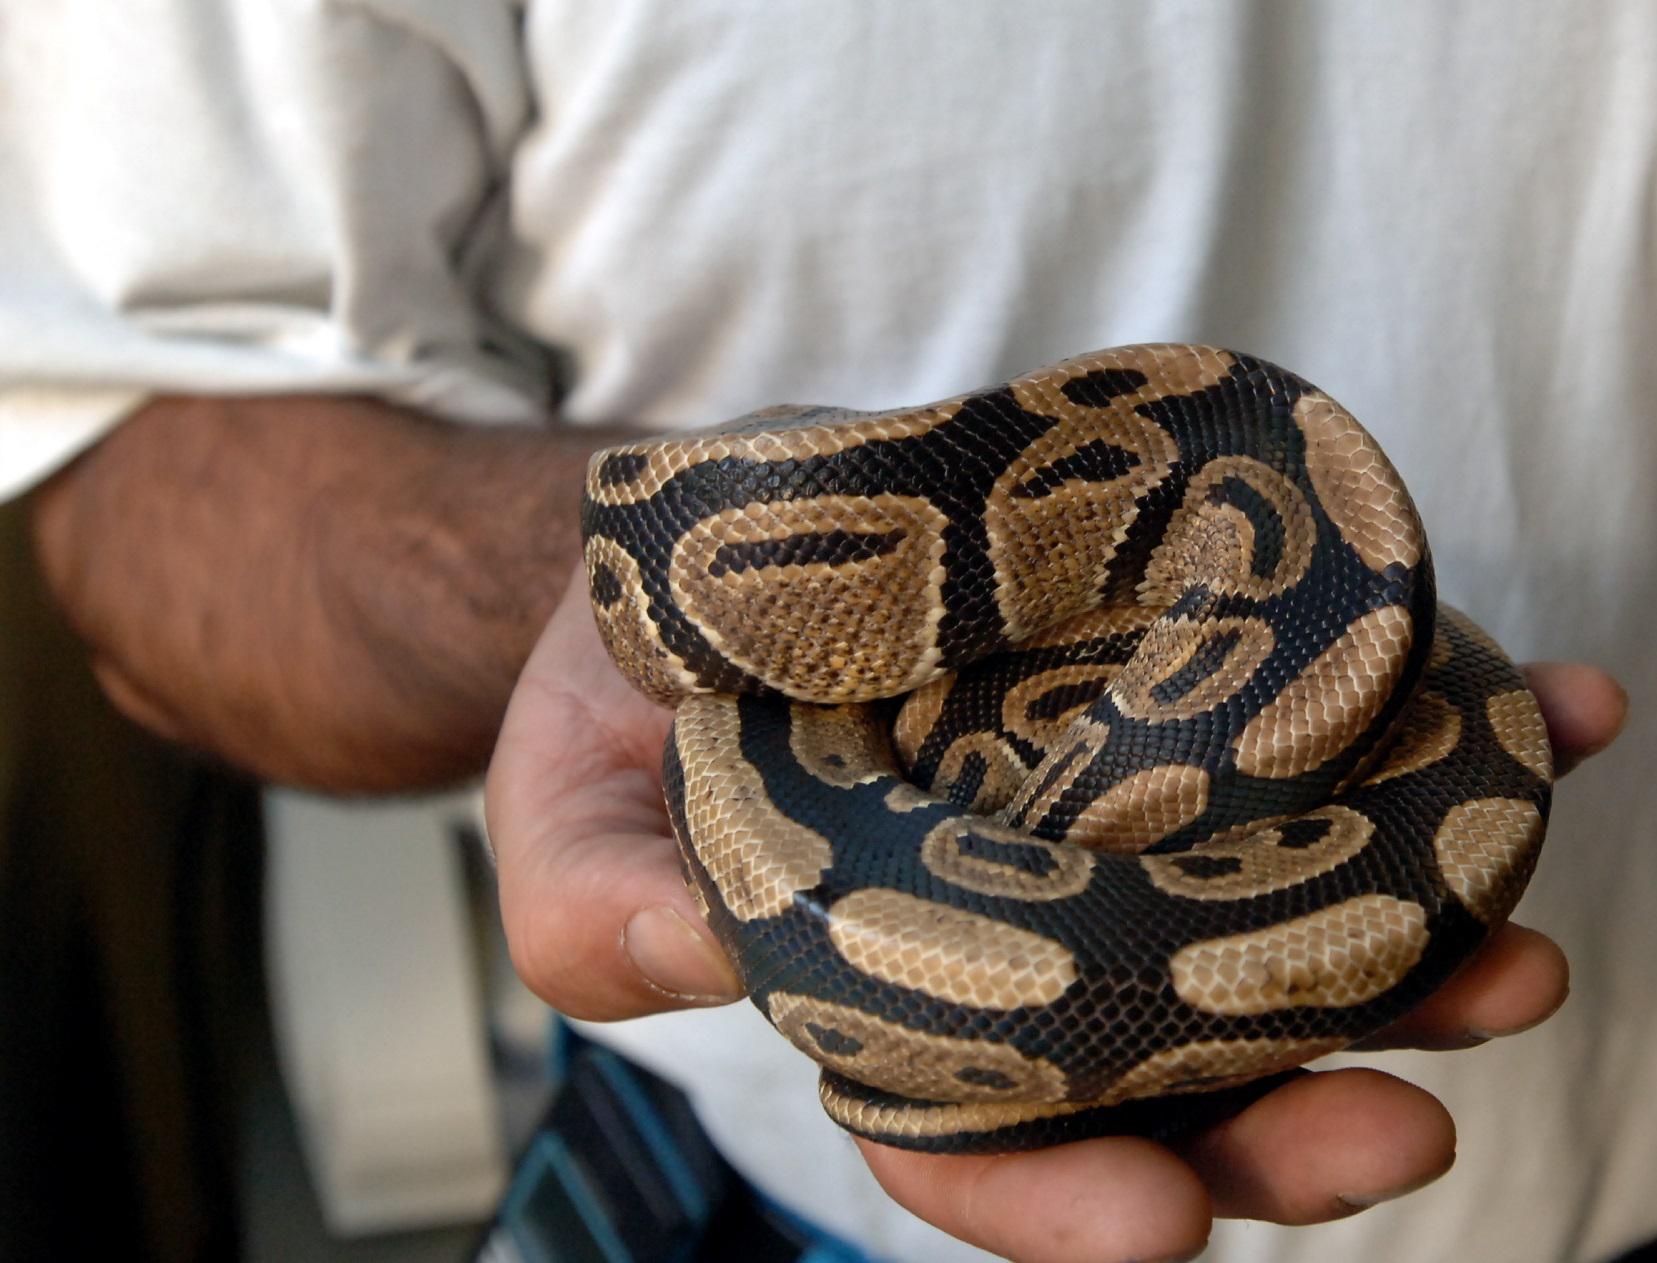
[30,393,624,791]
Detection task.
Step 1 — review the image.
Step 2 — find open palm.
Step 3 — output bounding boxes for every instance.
[487,568,1625,1263]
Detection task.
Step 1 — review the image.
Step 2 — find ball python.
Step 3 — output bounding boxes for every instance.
[581,344,1552,1153]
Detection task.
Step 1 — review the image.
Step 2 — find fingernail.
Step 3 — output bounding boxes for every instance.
[623,905,744,1002]
[1468,984,1570,1041]
[1336,1160,1454,1210]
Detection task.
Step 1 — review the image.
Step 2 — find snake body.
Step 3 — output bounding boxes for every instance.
[581,345,1552,1152]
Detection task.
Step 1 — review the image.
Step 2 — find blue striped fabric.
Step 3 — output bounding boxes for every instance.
[474,1023,876,1263]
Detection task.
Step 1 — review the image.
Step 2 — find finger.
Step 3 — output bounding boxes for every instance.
[1175,1068,1456,1224]
[1522,662,1628,776]
[495,811,744,1020]
[857,1136,1212,1263]
[1353,922,1568,1050]
[487,586,743,1021]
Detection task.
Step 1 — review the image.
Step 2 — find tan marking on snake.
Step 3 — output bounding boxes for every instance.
[1433,798,1545,924]
[790,704,893,788]
[769,992,1068,1104]
[1364,690,1462,785]
[1199,812,1296,846]
[824,1030,1345,1136]
[1058,762,1213,854]
[999,717,1111,834]
[1112,1037,1348,1100]
[1111,616,1277,722]
[585,535,700,704]
[925,731,1030,814]
[1485,691,1553,783]
[920,818,1095,901]
[827,888,1077,1009]
[987,350,1199,640]
[892,674,952,769]
[1141,456,1318,603]
[1233,605,1414,778]
[1142,805,1375,900]
[1172,894,1429,1015]
[1294,392,1423,573]
[1001,663,1123,749]
[671,493,951,701]
[673,697,832,921]
[883,783,936,813]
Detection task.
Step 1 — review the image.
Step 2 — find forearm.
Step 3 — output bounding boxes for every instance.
[30,393,621,792]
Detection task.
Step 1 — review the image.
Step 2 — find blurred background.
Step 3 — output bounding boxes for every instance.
[0,494,546,1261]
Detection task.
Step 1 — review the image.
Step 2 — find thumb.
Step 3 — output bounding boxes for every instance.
[485,578,743,1020]
[494,809,743,1020]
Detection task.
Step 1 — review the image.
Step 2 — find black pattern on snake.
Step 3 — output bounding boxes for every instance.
[581,345,1552,1152]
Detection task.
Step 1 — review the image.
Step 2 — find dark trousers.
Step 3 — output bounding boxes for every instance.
[0,494,261,1262]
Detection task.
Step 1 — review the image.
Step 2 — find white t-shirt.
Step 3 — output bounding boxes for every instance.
[4,4,1654,1260]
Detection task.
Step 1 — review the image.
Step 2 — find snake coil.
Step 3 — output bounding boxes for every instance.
[581,345,1551,1152]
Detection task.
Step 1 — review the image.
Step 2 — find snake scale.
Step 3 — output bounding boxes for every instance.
[581,345,1552,1153]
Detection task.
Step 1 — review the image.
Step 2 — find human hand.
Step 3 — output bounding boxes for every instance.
[487,564,744,1016]
[485,573,1626,1262]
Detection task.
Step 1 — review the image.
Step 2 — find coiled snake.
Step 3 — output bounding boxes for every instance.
[581,345,1552,1153]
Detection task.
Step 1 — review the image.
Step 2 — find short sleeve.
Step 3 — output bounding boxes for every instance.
[0,0,545,501]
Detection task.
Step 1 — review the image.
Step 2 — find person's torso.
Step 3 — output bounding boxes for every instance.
[505,6,1657,1260]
